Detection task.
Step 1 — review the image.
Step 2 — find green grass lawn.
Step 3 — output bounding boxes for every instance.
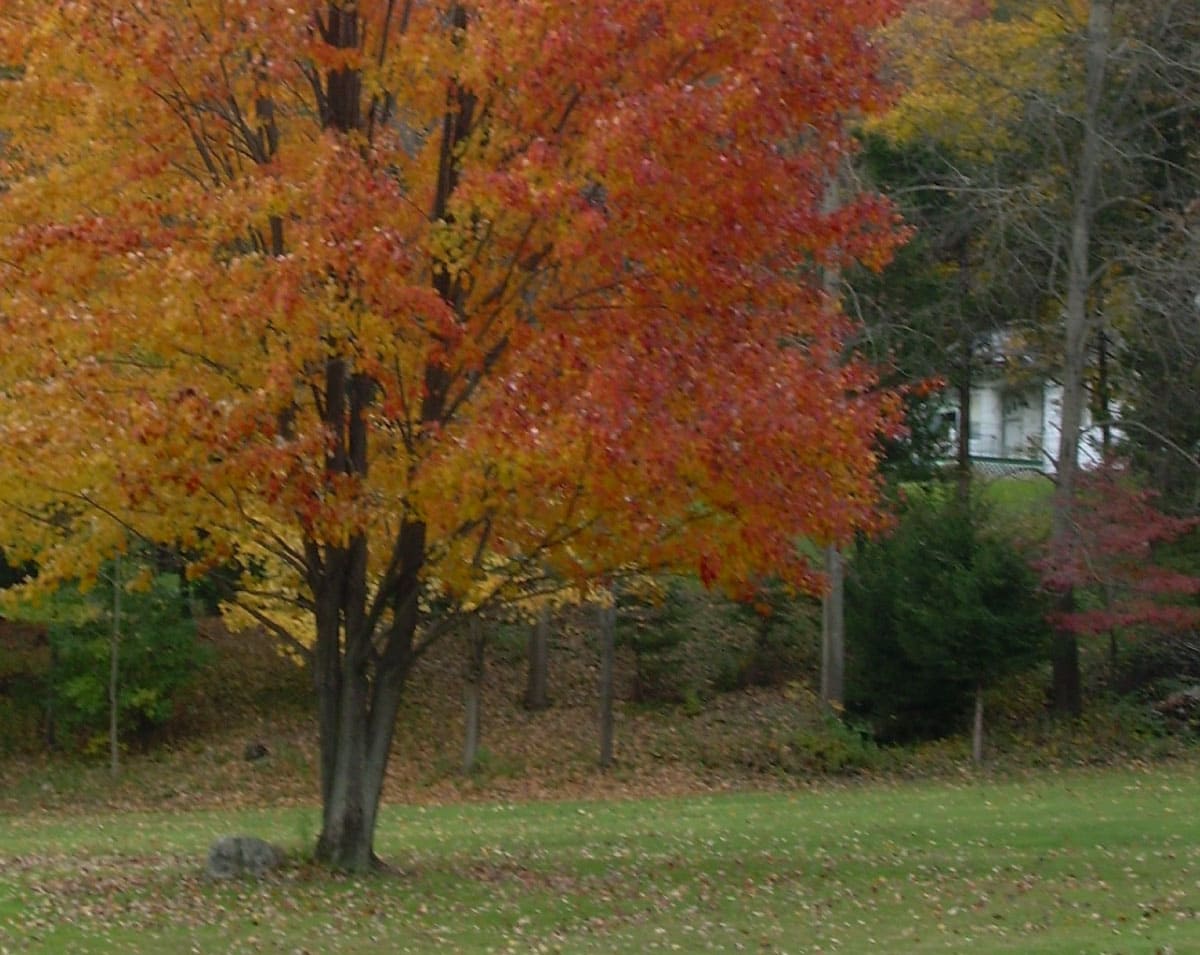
[982,473,1055,539]
[2,761,1198,953]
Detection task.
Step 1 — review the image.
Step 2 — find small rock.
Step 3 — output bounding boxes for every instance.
[205,835,285,880]
[243,741,270,761]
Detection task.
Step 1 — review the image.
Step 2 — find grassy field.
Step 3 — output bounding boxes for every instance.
[2,760,1198,954]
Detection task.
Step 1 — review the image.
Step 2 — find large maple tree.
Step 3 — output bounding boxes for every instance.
[0,1,905,867]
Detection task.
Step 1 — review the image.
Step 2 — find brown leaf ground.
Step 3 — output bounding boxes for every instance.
[0,617,827,815]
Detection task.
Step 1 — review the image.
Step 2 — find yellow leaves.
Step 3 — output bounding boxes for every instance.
[428,218,473,282]
[873,0,1077,158]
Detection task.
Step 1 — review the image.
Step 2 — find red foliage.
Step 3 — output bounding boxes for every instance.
[1039,461,1200,635]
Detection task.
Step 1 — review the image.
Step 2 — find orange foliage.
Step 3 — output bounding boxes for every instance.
[0,0,907,613]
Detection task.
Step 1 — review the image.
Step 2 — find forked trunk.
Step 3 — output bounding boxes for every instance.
[314,644,409,870]
[308,367,419,870]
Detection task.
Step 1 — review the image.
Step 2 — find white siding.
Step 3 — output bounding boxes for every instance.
[944,377,1108,474]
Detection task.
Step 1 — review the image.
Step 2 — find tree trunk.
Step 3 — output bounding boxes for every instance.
[313,619,411,870]
[310,361,419,870]
[315,656,372,871]
[1050,0,1111,719]
[109,556,121,780]
[954,237,974,501]
[462,616,486,774]
[818,169,847,718]
[1096,327,1111,455]
[956,349,972,501]
[524,607,550,710]
[820,544,844,714]
[308,1,467,869]
[44,637,58,750]
[598,601,616,770]
[972,683,985,767]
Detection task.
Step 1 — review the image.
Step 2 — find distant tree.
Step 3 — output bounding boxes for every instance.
[597,600,616,771]
[461,616,486,775]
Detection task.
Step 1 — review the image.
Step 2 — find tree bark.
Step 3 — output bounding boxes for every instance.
[109,555,121,780]
[598,601,616,770]
[1096,327,1111,455]
[1050,0,1112,719]
[310,2,467,869]
[311,356,419,869]
[955,244,973,501]
[312,572,414,870]
[972,683,985,767]
[524,606,550,710]
[820,544,844,714]
[462,616,486,774]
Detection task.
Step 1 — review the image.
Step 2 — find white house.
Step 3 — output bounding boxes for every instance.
[941,377,1108,476]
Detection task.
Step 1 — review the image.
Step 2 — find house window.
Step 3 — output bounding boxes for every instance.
[1002,391,1029,416]
[1001,389,1034,459]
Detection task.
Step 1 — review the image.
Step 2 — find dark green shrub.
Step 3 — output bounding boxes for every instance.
[0,549,33,590]
[1112,631,1200,699]
[846,487,1049,742]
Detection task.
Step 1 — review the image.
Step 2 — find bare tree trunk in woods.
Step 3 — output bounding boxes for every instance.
[954,238,975,502]
[1096,327,1111,455]
[820,544,844,715]
[972,684,985,767]
[461,615,486,775]
[598,601,616,770]
[1050,0,1111,718]
[44,637,58,750]
[818,171,847,717]
[524,607,550,710]
[109,555,121,780]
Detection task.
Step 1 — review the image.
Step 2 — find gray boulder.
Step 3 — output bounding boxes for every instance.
[205,835,286,880]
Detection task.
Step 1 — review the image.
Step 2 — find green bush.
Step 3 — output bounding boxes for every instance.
[42,567,209,751]
[846,486,1049,742]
